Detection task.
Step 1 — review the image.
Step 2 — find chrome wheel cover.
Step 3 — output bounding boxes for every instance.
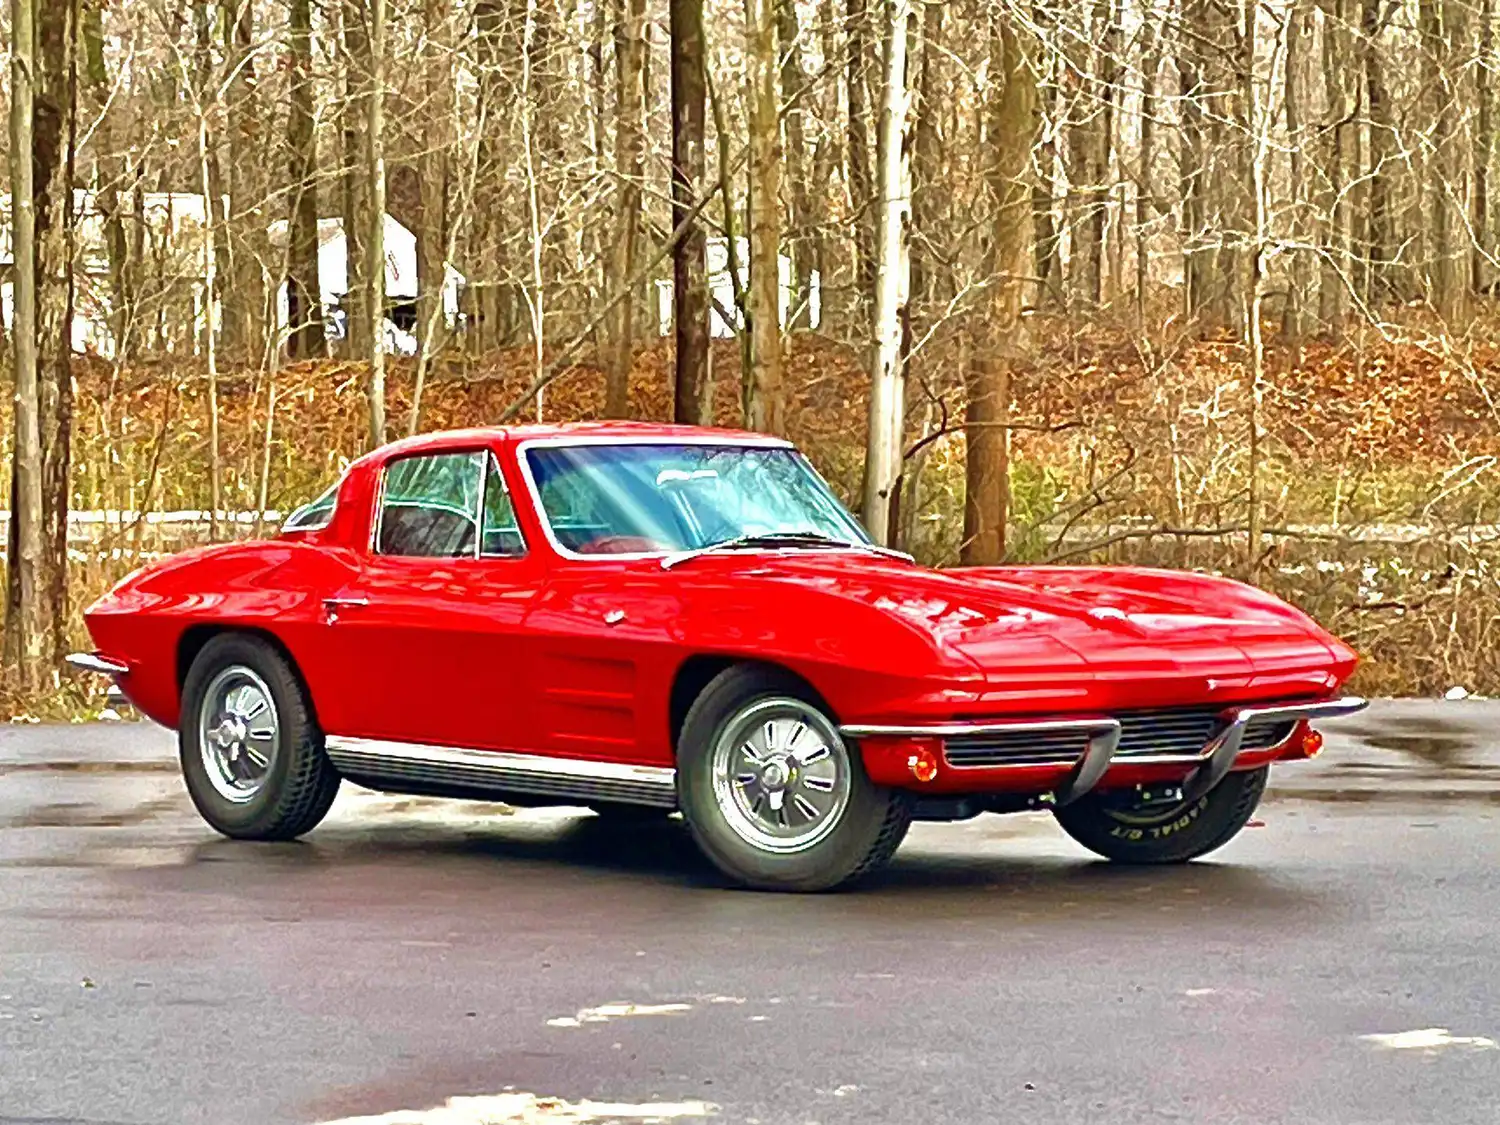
[710,697,851,854]
[198,666,280,804]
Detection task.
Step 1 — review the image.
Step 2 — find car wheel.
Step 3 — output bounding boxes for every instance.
[1053,766,1268,864]
[676,665,911,891]
[179,633,341,841]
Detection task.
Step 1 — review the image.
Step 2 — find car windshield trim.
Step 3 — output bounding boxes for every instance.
[660,531,913,569]
[515,436,873,563]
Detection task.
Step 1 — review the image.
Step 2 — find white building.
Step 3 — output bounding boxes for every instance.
[267,213,465,356]
[655,236,821,339]
[3,193,461,358]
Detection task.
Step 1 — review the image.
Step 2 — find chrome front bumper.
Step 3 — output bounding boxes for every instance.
[65,652,130,675]
[842,696,1369,806]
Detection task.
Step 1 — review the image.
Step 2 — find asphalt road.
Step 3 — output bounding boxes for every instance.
[3,705,1500,1125]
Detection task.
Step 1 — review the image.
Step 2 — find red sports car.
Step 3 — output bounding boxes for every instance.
[72,422,1364,891]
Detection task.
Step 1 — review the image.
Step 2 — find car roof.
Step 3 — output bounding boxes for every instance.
[355,420,790,465]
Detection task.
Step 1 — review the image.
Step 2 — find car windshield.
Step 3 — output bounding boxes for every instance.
[524,443,870,556]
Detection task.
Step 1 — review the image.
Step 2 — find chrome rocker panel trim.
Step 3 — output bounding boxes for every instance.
[841,696,1368,805]
[323,736,678,808]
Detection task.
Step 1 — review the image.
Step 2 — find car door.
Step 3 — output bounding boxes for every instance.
[320,446,543,752]
[516,446,687,767]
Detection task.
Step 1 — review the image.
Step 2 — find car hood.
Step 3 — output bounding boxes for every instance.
[705,554,1356,710]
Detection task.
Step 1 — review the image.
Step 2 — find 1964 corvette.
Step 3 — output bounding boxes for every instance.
[71,422,1365,890]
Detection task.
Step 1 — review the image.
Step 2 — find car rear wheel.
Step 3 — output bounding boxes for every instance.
[1053,766,1268,864]
[180,633,341,841]
[676,665,911,891]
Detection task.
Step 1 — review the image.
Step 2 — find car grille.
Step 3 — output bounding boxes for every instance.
[942,708,1299,768]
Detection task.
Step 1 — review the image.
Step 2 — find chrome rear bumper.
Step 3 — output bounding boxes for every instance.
[842,696,1368,806]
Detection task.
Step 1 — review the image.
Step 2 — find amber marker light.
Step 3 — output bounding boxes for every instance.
[1299,728,1325,759]
[908,746,940,783]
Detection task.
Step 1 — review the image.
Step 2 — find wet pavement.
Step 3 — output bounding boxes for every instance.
[2,706,1500,1124]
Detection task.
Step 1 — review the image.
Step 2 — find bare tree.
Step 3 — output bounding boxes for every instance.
[962,11,1035,566]
[670,0,711,423]
[286,0,325,359]
[605,0,648,417]
[34,0,79,660]
[3,0,47,685]
[862,0,912,544]
[744,0,785,432]
[366,0,389,446]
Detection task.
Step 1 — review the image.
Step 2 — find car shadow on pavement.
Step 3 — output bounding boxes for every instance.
[163,811,1331,924]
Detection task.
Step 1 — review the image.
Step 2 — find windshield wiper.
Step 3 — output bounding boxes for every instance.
[660,531,914,570]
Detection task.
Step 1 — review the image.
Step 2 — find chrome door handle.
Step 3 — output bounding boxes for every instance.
[323,596,370,623]
[603,608,626,625]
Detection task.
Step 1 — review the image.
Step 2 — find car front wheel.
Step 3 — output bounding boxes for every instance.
[676,665,911,891]
[180,633,341,841]
[1053,766,1269,864]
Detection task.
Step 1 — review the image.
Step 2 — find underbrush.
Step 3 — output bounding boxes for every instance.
[5,323,1500,713]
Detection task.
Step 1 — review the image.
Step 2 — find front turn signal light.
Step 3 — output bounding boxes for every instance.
[908,746,940,783]
[1298,728,1325,759]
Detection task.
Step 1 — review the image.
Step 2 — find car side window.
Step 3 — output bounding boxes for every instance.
[376,451,483,558]
[284,478,340,531]
[480,453,526,558]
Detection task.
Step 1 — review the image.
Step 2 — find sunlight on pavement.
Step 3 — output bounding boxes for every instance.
[1359,1029,1499,1052]
[545,1001,694,1029]
[315,1092,715,1124]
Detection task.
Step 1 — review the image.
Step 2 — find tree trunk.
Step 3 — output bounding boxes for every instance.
[605,0,648,417]
[1361,0,1394,302]
[366,0,388,447]
[863,0,912,544]
[1178,0,1210,325]
[962,14,1035,566]
[3,0,47,685]
[34,0,78,666]
[777,0,815,329]
[1032,38,1061,307]
[342,0,370,357]
[744,0,785,433]
[1283,0,1312,338]
[1420,0,1461,320]
[1067,0,1115,308]
[1136,16,1160,325]
[1477,0,1494,293]
[846,0,875,326]
[286,0,324,359]
[910,0,946,322]
[416,0,452,372]
[222,0,264,363]
[471,0,508,355]
[1317,0,1351,325]
[670,0,710,424]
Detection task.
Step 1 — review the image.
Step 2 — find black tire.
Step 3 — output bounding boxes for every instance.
[588,801,675,822]
[179,633,341,841]
[676,664,911,892]
[1053,766,1269,864]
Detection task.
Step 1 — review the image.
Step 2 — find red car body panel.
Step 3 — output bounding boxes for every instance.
[81,422,1360,800]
